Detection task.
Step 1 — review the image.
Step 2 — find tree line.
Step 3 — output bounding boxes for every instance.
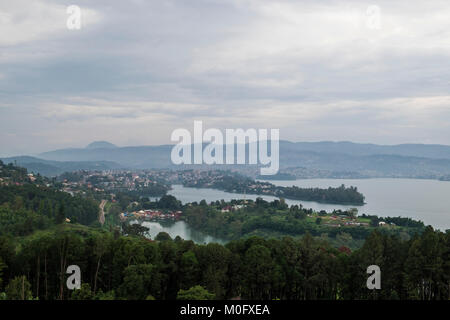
[0,184,99,228]
[183,199,425,246]
[0,226,448,300]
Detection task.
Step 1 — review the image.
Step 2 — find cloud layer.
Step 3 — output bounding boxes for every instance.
[1,0,450,155]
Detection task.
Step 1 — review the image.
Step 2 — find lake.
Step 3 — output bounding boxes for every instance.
[264,178,450,231]
[167,179,450,231]
[138,220,225,245]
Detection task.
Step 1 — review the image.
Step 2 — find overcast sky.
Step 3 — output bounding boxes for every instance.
[1,0,450,156]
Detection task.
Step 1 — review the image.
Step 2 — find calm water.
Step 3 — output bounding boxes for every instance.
[138,220,225,244]
[168,179,450,231]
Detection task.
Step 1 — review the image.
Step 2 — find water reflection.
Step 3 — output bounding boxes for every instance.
[135,220,225,245]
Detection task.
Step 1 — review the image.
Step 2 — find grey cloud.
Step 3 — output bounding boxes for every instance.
[1,0,450,155]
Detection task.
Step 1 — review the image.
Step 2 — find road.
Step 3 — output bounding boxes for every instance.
[99,200,107,225]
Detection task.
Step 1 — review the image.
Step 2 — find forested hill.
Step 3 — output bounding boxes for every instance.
[0,160,32,183]
[0,184,99,230]
[0,161,99,235]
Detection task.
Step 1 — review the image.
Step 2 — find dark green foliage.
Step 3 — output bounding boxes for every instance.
[157,195,182,210]
[177,285,215,300]
[0,257,5,289]
[0,225,448,300]
[182,201,423,246]
[0,206,51,236]
[0,161,29,183]
[0,184,99,227]
[122,224,150,237]
[71,283,94,300]
[5,276,33,300]
[118,264,158,300]
[360,214,425,229]
[155,232,172,241]
[280,184,365,205]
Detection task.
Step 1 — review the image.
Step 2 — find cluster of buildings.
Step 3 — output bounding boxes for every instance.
[0,170,35,186]
[0,177,25,186]
[179,170,275,194]
[322,215,370,228]
[378,221,396,226]
[220,204,246,213]
[120,209,182,221]
[180,170,229,187]
[342,221,369,227]
[89,171,160,190]
[56,169,270,197]
[322,215,396,228]
[58,169,171,195]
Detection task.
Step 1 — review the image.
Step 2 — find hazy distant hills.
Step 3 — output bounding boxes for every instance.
[0,156,122,176]
[85,141,118,149]
[278,141,450,179]
[280,141,450,159]
[280,151,450,178]
[4,140,450,179]
[39,144,173,169]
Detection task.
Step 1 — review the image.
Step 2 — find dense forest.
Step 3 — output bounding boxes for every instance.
[280,185,364,205]
[0,226,448,300]
[0,184,99,227]
[183,199,425,247]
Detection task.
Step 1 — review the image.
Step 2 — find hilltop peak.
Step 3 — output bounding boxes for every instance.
[85,141,117,149]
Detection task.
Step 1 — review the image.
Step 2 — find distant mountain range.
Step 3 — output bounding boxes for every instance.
[4,140,450,179]
[85,141,118,149]
[39,143,174,169]
[0,156,122,176]
[280,141,450,159]
[276,141,450,177]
